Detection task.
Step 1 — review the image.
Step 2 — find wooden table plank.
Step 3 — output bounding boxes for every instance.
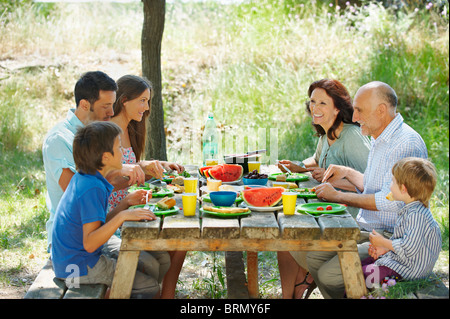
[318,215,361,241]
[109,250,140,299]
[278,213,321,240]
[201,215,241,239]
[241,212,280,239]
[121,219,161,242]
[338,250,367,298]
[160,212,201,239]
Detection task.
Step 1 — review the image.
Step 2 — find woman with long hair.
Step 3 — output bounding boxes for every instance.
[109,74,186,299]
[278,79,371,299]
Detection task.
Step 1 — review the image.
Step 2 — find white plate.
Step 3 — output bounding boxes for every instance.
[222,179,242,185]
[200,185,244,194]
[240,203,283,212]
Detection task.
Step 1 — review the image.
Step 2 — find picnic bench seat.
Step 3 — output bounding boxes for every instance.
[24,259,107,299]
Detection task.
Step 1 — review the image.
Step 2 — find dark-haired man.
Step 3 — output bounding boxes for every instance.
[43,71,147,251]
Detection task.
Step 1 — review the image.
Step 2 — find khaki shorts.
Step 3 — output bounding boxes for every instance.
[64,255,116,287]
[63,254,160,298]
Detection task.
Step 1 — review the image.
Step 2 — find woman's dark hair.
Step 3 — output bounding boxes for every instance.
[306,79,358,140]
[73,121,122,175]
[74,71,118,107]
[113,75,153,162]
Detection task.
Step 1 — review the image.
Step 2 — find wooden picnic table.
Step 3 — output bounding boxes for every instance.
[109,166,367,299]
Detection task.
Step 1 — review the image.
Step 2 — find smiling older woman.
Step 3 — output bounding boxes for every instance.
[279,79,371,188]
[277,79,371,299]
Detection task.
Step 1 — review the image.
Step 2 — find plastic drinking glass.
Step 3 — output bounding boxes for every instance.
[205,159,219,166]
[182,193,197,216]
[247,161,261,173]
[282,192,297,215]
[184,177,198,193]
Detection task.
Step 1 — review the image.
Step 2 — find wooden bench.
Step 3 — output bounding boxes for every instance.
[24,259,107,299]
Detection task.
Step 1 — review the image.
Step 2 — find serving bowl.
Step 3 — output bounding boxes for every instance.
[242,177,268,186]
[209,191,237,207]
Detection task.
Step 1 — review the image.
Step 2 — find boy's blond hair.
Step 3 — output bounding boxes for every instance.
[392,157,437,207]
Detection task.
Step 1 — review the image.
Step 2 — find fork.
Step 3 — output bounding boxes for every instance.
[143,191,151,210]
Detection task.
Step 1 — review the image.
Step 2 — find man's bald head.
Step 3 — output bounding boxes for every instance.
[358,81,398,109]
[352,81,398,139]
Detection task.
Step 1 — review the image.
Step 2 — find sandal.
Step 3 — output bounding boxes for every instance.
[294,272,317,299]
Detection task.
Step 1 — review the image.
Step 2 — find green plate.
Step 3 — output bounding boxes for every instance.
[128,185,174,197]
[268,173,309,182]
[200,206,251,218]
[297,203,347,216]
[291,188,318,199]
[129,204,179,216]
[201,194,243,204]
[162,171,191,183]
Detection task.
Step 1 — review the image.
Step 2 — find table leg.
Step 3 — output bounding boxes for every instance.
[246,251,259,299]
[337,250,367,299]
[109,250,140,299]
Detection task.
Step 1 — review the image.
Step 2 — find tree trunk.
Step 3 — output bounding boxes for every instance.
[141,0,167,161]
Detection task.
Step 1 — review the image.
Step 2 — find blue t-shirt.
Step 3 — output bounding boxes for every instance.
[51,171,113,278]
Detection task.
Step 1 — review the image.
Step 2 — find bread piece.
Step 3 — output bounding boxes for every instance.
[276,174,287,182]
[171,176,184,185]
[287,182,298,189]
[167,184,184,193]
[202,205,249,214]
[157,196,176,210]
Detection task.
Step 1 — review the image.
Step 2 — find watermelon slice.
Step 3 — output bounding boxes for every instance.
[208,164,243,182]
[241,187,284,207]
[199,166,214,177]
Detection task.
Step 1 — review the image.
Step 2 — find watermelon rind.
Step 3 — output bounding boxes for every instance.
[241,187,284,207]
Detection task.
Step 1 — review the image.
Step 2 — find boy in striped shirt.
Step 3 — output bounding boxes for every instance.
[362,157,442,285]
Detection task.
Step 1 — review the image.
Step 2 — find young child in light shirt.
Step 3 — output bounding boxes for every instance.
[362,157,442,286]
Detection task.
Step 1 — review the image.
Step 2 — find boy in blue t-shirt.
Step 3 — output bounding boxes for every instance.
[51,121,158,298]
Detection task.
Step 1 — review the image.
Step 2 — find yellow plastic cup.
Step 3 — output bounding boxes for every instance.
[205,159,219,166]
[182,193,197,216]
[184,177,198,193]
[247,161,261,173]
[272,181,289,189]
[207,178,222,191]
[282,192,297,215]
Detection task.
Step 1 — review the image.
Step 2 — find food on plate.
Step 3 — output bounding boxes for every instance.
[218,185,237,192]
[171,176,184,185]
[167,184,184,193]
[241,187,284,207]
[207,164,244,182]
[326,205,333,211]
[386,192,394,201]
[202,205,249,214]
[316,206,324,211]
[294,187,316,193]
[156,196,176,210]
[244,170,268,179]
[275,174,287,182]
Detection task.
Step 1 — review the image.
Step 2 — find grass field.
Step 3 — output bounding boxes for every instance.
[0,0,448,298]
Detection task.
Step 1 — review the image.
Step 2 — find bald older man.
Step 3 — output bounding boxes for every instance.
[306,81,428,299]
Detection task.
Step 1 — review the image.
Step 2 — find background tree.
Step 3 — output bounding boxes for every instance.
[141,0,167,161]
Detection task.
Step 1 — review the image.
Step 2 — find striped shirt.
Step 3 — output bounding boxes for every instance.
[356,114,428,233]
[374,201,442,280]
